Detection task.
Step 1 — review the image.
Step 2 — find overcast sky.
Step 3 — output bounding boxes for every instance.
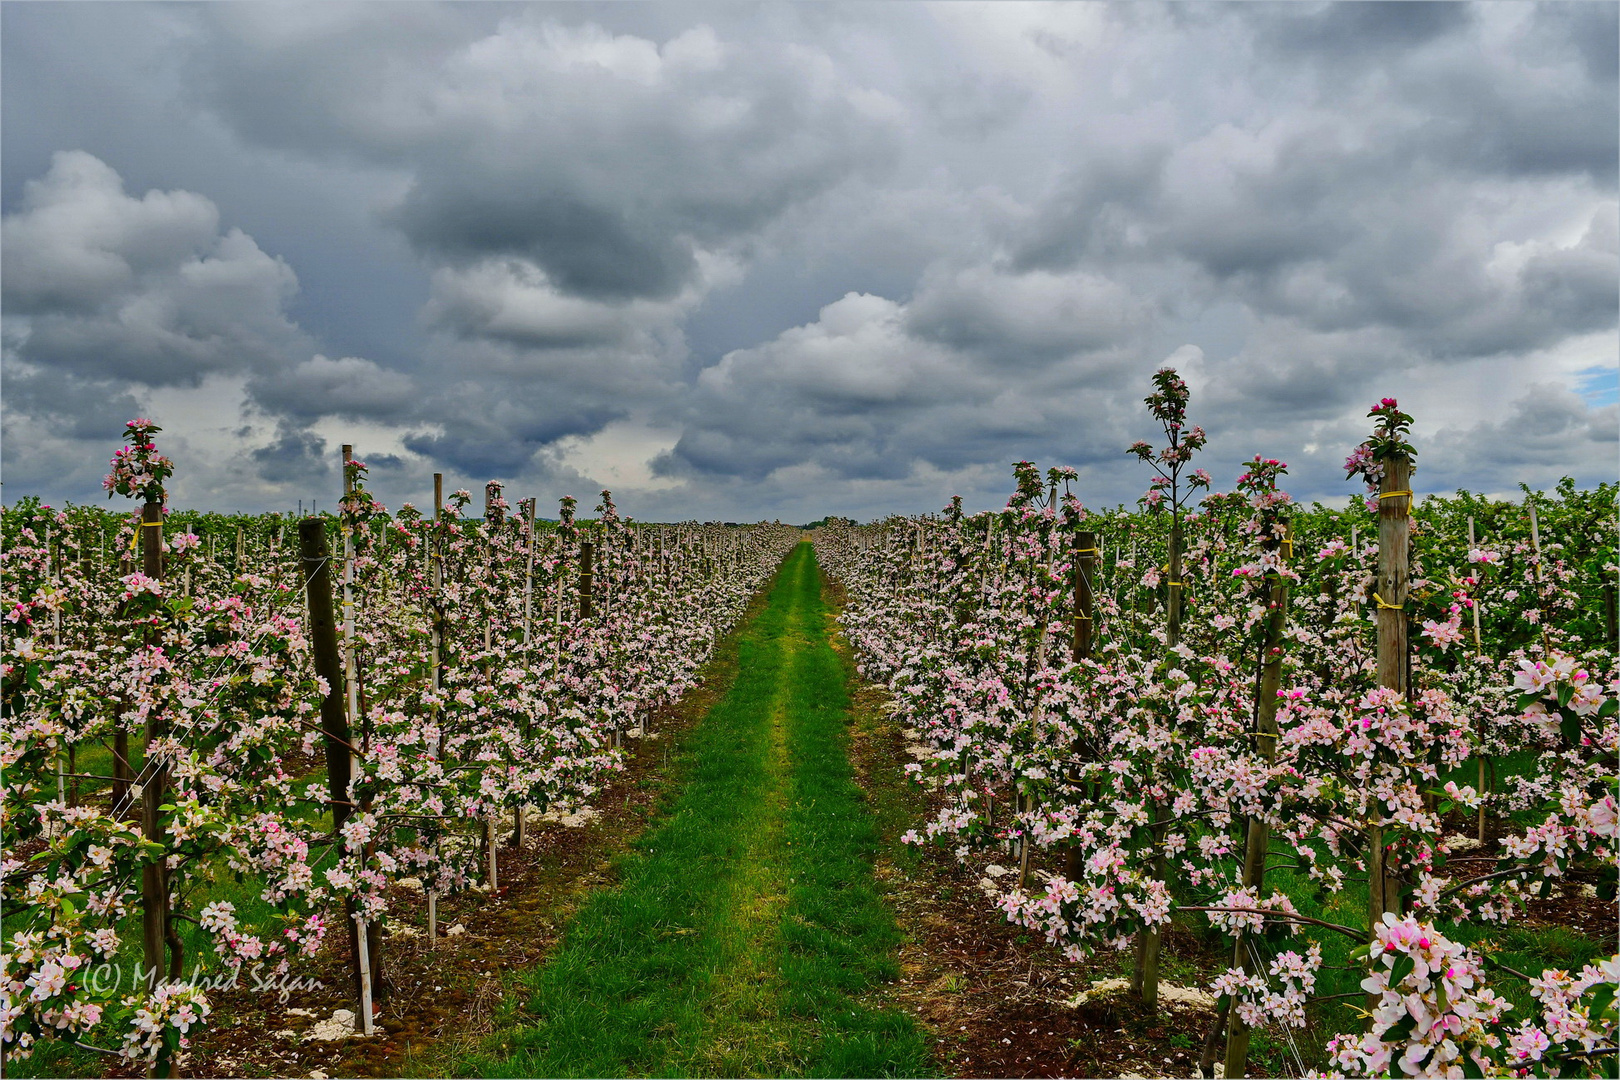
[4,2,1616,522]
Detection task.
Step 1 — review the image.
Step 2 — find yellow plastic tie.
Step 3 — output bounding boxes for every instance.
[1373,592,1404,611]
[1167,580,1186,588]
[1378,490,1414,500]
[128,521,163,552]
[1073,613,1093,621]
[1074,547,1100,556]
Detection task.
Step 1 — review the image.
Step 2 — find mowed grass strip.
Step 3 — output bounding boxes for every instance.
[456,543,930,1078]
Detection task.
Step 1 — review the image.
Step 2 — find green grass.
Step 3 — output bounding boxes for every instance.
[451,542,931,1078]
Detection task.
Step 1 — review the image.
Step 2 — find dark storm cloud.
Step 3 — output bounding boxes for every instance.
[1253,2,1617,184]
[393,183,697,302]
[4,2,1615,520]
[1257,2,1474,62]
[247,355,418,424]
[250,421,332,486]
[0,362,143,442]
[189,9,903,303]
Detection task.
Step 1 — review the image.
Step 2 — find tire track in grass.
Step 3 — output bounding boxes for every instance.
[452,543,930,1078]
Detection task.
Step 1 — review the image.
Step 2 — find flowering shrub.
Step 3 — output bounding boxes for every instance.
[1326,914,1617,1078]
[816,388,1616,1072]
[2,424,798,1067]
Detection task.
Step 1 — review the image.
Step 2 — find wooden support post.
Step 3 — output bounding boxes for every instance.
[478,483,499,885]
[1606,579,1619,651]
[1467,516,1483,653]
[1071,529,1096,662]
[579,541,595,621]
[1371,455,1412,942]
[514,497,536,847]
[137,500,174,1076]
[1134,521,1181,1011]
[1166,520,1183,649]
[1225,522,1291,1080]
[427,474,443,947]
[1528,498,1546,647]
[299,515,372,1028]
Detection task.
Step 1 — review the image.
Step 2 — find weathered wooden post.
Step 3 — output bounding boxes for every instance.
[1371,450,1412,934]
[513,496,537,847]
[1166,520,1183,648]
[1528,497,1547,648]
[1061,529,1096,891]
[111,524,133,808]
[1070,529,1097,662]
[579,540,595,620]
[136,499,176,1076]
[1133,519,1181,1010]
[300,514,374,1030]
[427,473,443,945]
[1224,522,1291,1080]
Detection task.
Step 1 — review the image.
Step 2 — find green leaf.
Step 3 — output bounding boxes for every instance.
[1460,1050,1486,1080]
[1560,710,1582,746]
[1516,692,1542,711]
[1587,982,1615,1020]
[1600,698,1617,719]
[1556,682,1576,708]
[1388,953,1415,990]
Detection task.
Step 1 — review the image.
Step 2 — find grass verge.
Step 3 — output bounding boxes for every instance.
[452,542,930,1078]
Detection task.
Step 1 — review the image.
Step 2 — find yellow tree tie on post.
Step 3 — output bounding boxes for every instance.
[129,520,163,552]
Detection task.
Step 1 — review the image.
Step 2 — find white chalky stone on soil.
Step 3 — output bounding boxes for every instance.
[302,1010,356,1042]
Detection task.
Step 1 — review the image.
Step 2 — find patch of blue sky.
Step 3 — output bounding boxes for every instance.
[1576,364,1619,407]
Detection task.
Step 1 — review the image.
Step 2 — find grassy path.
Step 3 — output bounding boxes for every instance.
[457,542,931,1078]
